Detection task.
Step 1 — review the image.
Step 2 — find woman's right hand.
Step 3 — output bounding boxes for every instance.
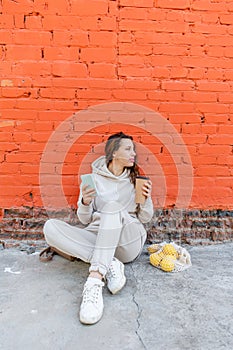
[81,184,96,206]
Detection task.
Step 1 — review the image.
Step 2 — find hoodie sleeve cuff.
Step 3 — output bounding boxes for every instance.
[140,196,153,209]
[77,200,93,224]
[138,197,154,223]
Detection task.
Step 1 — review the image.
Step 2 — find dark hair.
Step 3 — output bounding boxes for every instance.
[105,132,139,185]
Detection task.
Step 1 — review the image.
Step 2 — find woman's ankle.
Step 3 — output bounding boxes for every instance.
[89,271,103,280]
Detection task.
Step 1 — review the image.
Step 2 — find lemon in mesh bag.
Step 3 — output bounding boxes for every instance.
[160,255,176,272]
[147,244,160,254]
[148,241,192,273]
[162,243,178,258]
[150,252,163,267]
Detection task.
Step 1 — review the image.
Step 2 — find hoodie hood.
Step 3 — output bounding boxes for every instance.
[91,156,129,180]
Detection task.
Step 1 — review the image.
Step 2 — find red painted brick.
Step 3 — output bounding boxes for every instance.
[201,13,219,24]
[166,11,185,22]
[42,15,80,30]
[204,114,230,124]
[97,17,117,31]
[153,44,188,56]
[5,152,41,163]
[89,79,123,89]
[25,15,43,29]
[206,69,224,80]
[1,87,36,98]
[220,14,233,24]
[157,0,190,10]
[152,67,171,78]
[6,45,41,60]
[159,102,195,113]
[89,31,117,47]
[170,68,188,78]
[207,46,224,58]
[119,7,148,20]
[0,30,14,44]
[218,93,233,103]
[146,9,167,21]
[216,156,233,166]
[191,0,225,11]
[89,63,116,78]
[123,80,160,90]
[207,35,233,46]
[39,88,75,99]
[119,0,154,7]
[195,166,230,177]
[161,80,195,91]
[0,14,14,28]
[151,55,182,66]
[200,125,217,134]
[208,135,233,145]
[52,62,88,77]
[12,61,52,76]
[148,91,182,101]
[53,30,88,47]
[80,47,116,62]
[44,47,78,61]
[119,43,153,56]
[112,89,147,100]
[198,145,232,155]
[191,23,227,35]
[14,30,52,45]
[118,32,133,43]
[70,0,108,16]
[76,89,112,100]
[197,81,230,92]
[118,65,152,78]
[118,56,145,65]
[183,91,217,102]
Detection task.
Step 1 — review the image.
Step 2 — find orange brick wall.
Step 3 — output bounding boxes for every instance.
[0,0,233,213]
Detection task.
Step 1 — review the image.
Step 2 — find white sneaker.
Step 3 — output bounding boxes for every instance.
[106,257,126,295]
[79,277,104,325]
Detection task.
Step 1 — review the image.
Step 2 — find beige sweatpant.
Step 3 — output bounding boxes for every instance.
[43,201,147,276]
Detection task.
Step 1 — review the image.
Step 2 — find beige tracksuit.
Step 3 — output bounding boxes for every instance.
[43,156,154,276]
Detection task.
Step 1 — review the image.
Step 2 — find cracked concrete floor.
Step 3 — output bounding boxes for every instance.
[1,243,233,350]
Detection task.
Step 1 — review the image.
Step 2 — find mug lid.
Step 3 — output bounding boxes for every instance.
[136,175,149,180]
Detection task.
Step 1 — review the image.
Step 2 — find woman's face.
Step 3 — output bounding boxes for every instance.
[113,139,136,168]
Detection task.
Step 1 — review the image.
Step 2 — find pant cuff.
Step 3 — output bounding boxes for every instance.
[89,263,108,277]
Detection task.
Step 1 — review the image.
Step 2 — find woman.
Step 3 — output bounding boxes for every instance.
[43,132,153,325]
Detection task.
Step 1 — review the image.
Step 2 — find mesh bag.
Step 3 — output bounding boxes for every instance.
[147,241,192,273]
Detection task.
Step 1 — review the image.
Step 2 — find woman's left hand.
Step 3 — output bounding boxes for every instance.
[142,180,152,198]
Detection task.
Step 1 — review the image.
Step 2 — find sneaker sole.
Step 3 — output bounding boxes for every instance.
[79,309,104,325]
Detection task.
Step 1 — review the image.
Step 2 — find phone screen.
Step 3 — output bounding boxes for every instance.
[81,174,97,193]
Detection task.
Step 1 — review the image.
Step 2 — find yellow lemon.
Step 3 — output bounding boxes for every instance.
[160,257,175,272]
[150,252,162,267]
[147,244,160,254]
[162,244,178,258]
[165,254,177,261]
[158,251,165,259]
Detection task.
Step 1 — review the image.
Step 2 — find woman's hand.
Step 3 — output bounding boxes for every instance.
[142,180,152,199]
[81,184,96,206]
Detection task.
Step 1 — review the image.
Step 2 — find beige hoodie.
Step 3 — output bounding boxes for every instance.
[77,156,154,231]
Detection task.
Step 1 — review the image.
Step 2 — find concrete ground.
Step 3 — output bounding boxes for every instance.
[0,242,233,350]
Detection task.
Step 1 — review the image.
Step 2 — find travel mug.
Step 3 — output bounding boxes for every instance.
[135,176,150,204]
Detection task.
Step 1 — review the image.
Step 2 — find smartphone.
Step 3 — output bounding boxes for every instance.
[81,174,97,194]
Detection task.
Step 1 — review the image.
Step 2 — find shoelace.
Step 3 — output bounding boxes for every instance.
[107,262,117,279]
[82,284,102,304]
